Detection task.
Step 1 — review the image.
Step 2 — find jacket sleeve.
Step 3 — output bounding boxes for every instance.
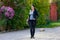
[35,10,39,17]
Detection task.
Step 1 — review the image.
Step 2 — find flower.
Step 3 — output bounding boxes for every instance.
[1,6,15,19]
[1,6,5,12]
[5,12,9,17]
[5,7,15,19]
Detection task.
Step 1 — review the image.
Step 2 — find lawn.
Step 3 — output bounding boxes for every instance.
[45,22,60,28]
[36,22,60,28]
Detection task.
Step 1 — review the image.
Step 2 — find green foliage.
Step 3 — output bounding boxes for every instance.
[22,0,50,28]
[0,19,6,27]
[33,0,50,27]
[0,0,50,30]
[57,1,60,20]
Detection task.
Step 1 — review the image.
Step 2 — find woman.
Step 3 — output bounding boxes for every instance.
[28,5,38,39]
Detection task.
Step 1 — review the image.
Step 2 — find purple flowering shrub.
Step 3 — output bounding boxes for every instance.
[1,6,15,19]
[5,7,15,19]
[0,6,15,32]
[1,6,5,12]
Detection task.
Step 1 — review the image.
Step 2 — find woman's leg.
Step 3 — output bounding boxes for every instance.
[32,20,36,37]
[29,21,33,38]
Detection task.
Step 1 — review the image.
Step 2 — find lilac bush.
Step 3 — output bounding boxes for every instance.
[1,6,5,12]
[1,6,15,19]
[5,7,15,19]
[0,6,15,31]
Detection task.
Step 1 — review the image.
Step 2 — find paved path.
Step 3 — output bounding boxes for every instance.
[0,27,60,40]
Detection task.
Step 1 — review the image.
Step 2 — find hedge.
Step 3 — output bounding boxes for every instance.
[57,0,60,20]
[0,0,50,30]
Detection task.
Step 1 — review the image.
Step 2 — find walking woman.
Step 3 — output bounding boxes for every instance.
[28,5,38,39]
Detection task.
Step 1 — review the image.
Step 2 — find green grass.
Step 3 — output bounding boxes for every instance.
[51,22,60,25]
[45,22,60,28]
[36,22,60,28]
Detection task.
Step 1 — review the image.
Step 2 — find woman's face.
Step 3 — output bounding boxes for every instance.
[31,5,34,10]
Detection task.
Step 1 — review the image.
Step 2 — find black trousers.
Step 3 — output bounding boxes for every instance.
[29,20,36,37]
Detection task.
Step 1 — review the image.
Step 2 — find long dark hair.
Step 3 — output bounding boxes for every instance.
[32,4,36,11]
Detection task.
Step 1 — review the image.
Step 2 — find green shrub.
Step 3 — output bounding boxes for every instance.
[57,1,60,20]
[2,0,50,30]
[23,0,50,28]
[0,19,6,27]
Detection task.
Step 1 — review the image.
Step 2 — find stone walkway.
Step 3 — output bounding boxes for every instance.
[0,27,60,40]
